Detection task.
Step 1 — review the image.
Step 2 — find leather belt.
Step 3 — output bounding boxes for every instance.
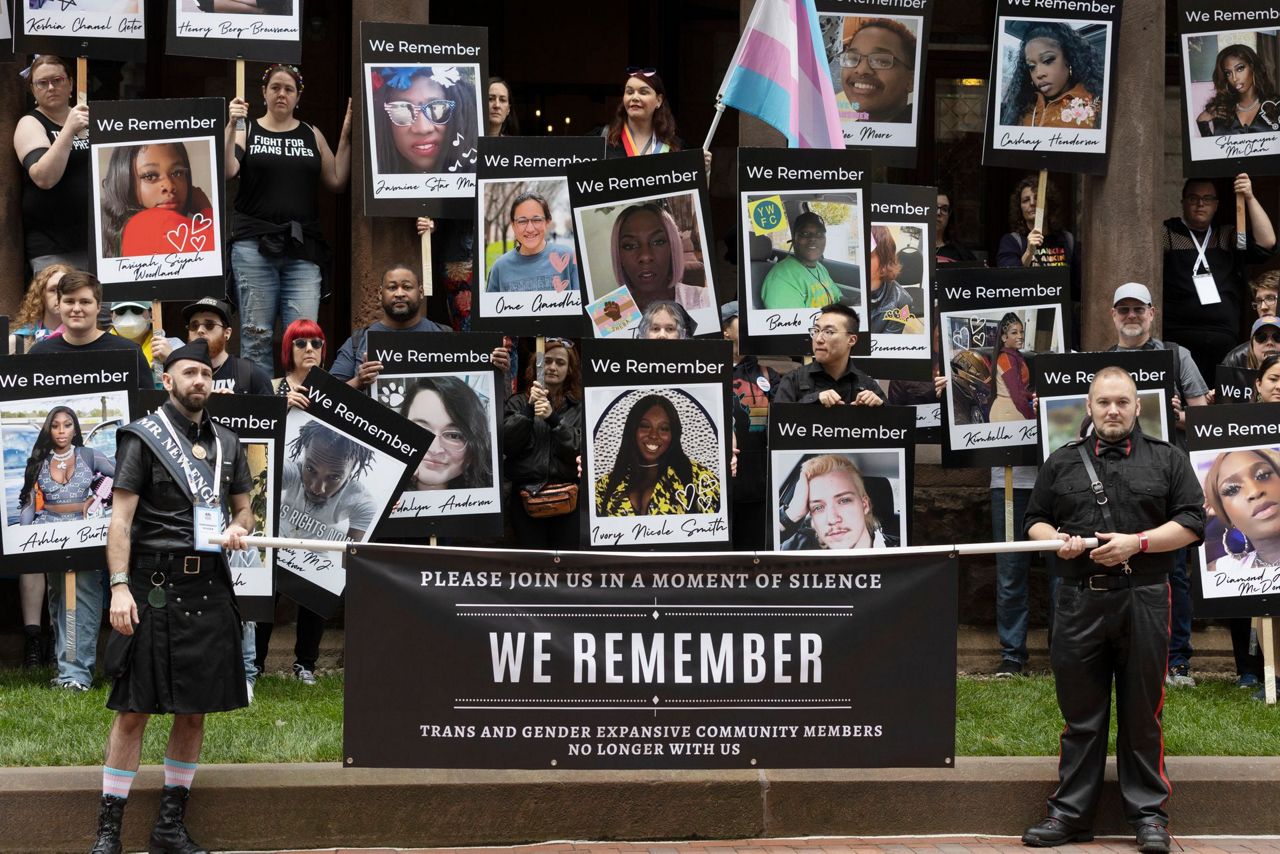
[132,552,208,575]
[1077,573,1168,591]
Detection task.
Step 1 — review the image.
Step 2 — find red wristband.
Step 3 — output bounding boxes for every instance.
[1138,531,1149,553]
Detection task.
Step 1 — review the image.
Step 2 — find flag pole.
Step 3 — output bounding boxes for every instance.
[702,99,726,153]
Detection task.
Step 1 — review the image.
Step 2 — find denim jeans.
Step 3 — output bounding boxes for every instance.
[230,241,322,375]
[991,488,1033,665]
[1168,548,1194,668]
[46,569,104,686]
[242,622,258,685]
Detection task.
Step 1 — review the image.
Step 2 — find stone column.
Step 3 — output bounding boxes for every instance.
[349,1,430,329]
[1079,0,1164,349]
[0,61,30,316]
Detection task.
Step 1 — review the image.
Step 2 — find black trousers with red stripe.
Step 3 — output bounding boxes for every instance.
[1047,577,1171,829]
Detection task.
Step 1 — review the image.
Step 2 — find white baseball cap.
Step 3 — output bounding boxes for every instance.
[1112,282,1153,306]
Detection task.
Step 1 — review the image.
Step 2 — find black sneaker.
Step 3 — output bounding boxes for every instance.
[995,660,1023,678]
[1136,823,1170,854]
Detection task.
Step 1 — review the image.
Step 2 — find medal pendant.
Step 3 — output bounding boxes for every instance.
[191,445,207,460]
[148,586,167,608]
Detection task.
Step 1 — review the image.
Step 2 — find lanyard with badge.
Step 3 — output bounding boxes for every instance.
[155,409,225,555]
[1182,219,1221,306]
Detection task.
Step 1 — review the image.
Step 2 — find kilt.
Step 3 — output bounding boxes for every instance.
[106,552,247,714]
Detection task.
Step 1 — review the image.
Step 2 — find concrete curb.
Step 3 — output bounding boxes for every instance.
[5,757,1280,853]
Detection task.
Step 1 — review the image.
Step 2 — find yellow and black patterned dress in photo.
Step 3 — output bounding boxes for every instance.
[594,460,721,516]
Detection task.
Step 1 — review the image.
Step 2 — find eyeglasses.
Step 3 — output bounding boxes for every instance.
[839,50,905,70]
[809,325,847,340]
[113,306,146,316]
[793,230,826,242]
[431,429,468,452]
[514,216,547,227]
[187,320,225,332]
[32,75,68,91]
[1114,305,1150,316]
[292,338,324,350]
[383,99,456,127]
[625,66,658,77]
[1254,330,1280,344]
[937,204,952,214]
[1253,294,1278,309]
[1184,194,1219,205]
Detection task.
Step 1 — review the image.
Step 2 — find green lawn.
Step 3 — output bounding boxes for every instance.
[0,669,1275,766]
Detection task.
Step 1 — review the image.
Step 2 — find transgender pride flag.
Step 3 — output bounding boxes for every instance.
[715,0,843,149]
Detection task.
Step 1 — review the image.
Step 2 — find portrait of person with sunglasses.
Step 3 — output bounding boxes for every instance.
[371,65,478,175]
[834,17,918,125]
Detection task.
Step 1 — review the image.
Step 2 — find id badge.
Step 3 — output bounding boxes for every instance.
[1193,272,1221,305]
[193,505,223,553]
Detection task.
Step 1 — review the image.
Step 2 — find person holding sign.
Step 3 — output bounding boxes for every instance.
[487,77,519,137]
[503,338,582,550]
[485,192,580,293]
[94,339,254,854]
[759,211,842,310]
[773,305,884,407]
[1000,23,1102,130]
[1022,367,1205,854]
[1259,352,1280,403]
[1195,45,1278,137]
[226,64,353,374]
[1221,272,1280,368]
[779,454,897,550]
[604,68,682,158]
[10,263,69,350]
[14,55,90,273]
[1162,176,1275,382]
[594,393,721,517]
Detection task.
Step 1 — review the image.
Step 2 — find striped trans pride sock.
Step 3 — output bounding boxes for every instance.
[162,757,198,790]
[102,766,136,799]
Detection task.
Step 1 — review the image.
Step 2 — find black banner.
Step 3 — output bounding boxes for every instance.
[276,367,432,618]
[367,331,505,539]
[0,352,139,574]
[471,136,603,337]
[359,22,488,218]
[860,183,934,379]
[581,338,733,550]
[768,403,915,550]
[166,0,302,62]
[343,545,958,769]
[736,147,872,357]
[568,150,720,338]
[135,389,286,622]
[982,0,1122,175]
[1186,403,1280,617]
[1176,0,1280,178]
[1033,350,1178,461]
[937,266,1070,467]
[88,97,227,302]
[15,0,146,61]
[1217,364,1258,405]
[814,0,936,168]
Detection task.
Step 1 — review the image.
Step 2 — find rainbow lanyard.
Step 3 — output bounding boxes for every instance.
[621,124,671,157]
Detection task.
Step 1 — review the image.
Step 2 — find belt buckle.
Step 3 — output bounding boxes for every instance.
[183,556,201,575]
[1087,574,1109,591]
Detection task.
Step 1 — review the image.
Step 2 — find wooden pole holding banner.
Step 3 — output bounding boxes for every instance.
[235,59,246,132]
[1260,617,1276,705]
[1033,169,1048,237]
[535,335,546,384]
[1004,466,1014,544]
[421,230,433,297]
[1237,191,1248,251]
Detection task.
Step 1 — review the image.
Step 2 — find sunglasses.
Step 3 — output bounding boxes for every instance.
[1254,330,1280,345]
[292,338,324,350]
[1114,305,1150,316]
[383,99,456,127]
[187,320,225,332]
[112,306,146,316]
[544,337,575,349]
[625,66,658,77]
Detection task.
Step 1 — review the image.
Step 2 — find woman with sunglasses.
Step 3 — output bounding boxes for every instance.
[604,68,683,159]
[503,339,583,549]
[373,66,478,175]
[14,55,91,273]
[225,64,352,375]
[486,192,579,293]
[273,318,326,411]
[1245,317,1280,371]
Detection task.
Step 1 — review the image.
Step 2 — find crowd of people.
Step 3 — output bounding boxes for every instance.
[4,48,1280,854]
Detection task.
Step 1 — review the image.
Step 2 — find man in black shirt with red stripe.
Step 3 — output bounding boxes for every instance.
[1021,367,1205,853]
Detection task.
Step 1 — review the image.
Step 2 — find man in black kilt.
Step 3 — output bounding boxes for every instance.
[91,339,254,854]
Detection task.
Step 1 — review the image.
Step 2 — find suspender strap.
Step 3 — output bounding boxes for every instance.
[1076,443,1117,532]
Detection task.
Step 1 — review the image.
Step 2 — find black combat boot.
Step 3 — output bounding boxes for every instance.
[22,625,42,669]
[147,785,208,854]
[89,795,126,854]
